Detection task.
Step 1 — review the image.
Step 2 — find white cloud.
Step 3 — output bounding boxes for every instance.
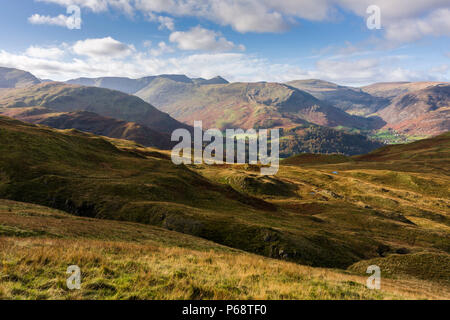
[157,15,175,31]
[28,13,72,28]
[169,26,244,52]
[72,37,135,58]
[25,46,65,59]
[309,56,436,85]
[384,8,450,43]
[35,0,450,45]
[36,0,133,14]
[150,41,174,56]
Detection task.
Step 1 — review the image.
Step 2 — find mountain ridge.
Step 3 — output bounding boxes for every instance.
[0,66,41,89]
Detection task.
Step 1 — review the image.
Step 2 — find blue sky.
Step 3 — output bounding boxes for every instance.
[0,0,449,86]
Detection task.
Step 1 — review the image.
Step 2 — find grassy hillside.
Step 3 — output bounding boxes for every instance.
[2,199,448,299]
[0,116,448,297]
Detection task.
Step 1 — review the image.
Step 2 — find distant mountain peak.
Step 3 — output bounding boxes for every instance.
[0,66,41,89]
[192,76,229,85]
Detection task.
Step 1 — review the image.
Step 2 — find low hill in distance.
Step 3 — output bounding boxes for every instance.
[279,125,383,157]
[287,79,450,141]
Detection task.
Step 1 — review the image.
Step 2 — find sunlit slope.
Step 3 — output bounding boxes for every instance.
[136,79,380,130]
[2,199,447,299]
[0,117,448,273]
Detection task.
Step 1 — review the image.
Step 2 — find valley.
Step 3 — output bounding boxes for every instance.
[0,67,448,300]
[0,115,448,299]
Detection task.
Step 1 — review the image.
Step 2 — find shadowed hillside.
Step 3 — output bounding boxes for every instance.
[286,79,389,116]
[0,108,173,149]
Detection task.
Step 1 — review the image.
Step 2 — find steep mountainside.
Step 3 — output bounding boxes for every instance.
[135,79,382,130]
[0,67,41,88]
[0,108,173,149]
[286,79,389,116]
[377,84,450,136]
[0,82,190,134]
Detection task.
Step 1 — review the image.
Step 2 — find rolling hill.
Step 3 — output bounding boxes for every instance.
[3,70,382,156]
[287,79,450,140]
[0,116,448,275]
[2,199,447,299]
[65,71,448,141]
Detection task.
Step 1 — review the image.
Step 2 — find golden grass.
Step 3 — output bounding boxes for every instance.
[0,200,448,300]
[1,237,448,300]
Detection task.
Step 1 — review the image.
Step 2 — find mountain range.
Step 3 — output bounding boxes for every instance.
[67,72,449,140]
[0,66,449,299]
[0,66,448,155]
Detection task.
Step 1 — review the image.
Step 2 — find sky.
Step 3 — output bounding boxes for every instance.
[0,0,449,86]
